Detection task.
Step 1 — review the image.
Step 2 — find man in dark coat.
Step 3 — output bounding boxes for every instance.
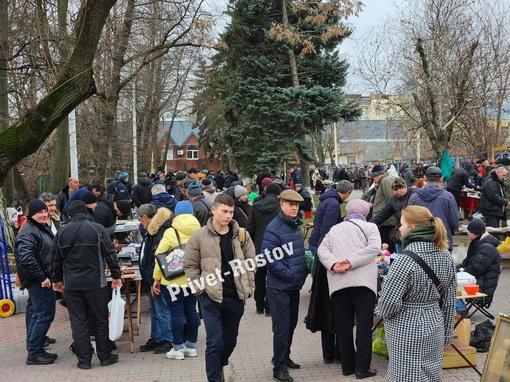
[294,184,312,214]
[447,165,473,208]
[480,165,510,228]
[308,180,352,255]
[151,183,177,212]
[56,176,80,219]
[246,183,282,315]
[51,201,122,369]
[14,200,56,365]
[262,189,308,382]
[131,173,153,207]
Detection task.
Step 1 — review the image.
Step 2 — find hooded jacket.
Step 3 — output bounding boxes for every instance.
[408,183,460,250]
[308,189,342,247]
[262,212,308,291]
[480,170,508,218]
[183,218,256,303]
[140,207,172,288]
[460,233,501,304]
[151,192,177,212]
[50,212,121,290]
[154,213,201,287]
[132,177,154,207]
[93,195,117,238]
[14,218,54,289]
[246,194,281,253]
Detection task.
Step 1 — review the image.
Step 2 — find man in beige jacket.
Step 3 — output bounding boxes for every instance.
[184,194,256,382]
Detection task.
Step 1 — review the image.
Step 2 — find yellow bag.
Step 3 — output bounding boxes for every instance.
[372,327,388,357]
[454,315,471,345]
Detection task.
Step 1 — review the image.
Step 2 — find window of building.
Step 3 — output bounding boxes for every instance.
[187,145,199,159]
[166,149,173,160]
[364,108,369,117]
[375,108,381,117]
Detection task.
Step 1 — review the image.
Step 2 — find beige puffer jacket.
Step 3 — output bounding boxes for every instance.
[184,218,256,303]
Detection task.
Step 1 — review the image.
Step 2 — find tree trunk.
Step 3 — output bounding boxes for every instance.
[48,119,71,194]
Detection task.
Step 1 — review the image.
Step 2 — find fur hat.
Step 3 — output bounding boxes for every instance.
[467,218,486,235]
[345,199,370,218]
[116,200,131,216]
[265,183,282,196]
[187,181,203,197]
[234,185,247,198]
[27,199,48,218]
[68,200,87,217]
[175,201,193,216]
[81,191,97,204]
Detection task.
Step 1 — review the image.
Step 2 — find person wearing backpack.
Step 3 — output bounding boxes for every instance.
[153,201,201,361]
[187,181,213,226]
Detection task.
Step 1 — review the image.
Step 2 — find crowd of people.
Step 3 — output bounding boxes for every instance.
[12,158,505,382]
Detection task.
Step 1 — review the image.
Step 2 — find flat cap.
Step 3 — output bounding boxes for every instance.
[279,189,304,203]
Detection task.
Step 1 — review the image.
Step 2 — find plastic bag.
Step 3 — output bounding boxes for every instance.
[372,327,388,357]
[108,288,125,341]
[470,319,495,352]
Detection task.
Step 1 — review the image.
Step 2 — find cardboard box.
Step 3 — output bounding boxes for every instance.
[443,340,477,369]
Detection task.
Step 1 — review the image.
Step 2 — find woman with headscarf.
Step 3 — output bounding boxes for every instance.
[318,199,381,379]
[376,206,456,382]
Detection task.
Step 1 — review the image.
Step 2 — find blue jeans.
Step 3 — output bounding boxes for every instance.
[267,288,300,372]
[165,287,199,349]
[148,287,173,342]
[199,293,244,382]
[25,284,56,359]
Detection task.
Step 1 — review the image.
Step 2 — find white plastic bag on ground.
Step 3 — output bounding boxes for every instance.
[108,288,125,341]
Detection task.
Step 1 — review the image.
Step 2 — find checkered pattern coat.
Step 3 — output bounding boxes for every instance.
[376,241,457,382]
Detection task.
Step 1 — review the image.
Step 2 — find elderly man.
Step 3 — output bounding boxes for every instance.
[56,177,80,219]
[39,192,60,235]
[262,189,309,382]
[480,165,510,228]
[408,167,459,251]
[151,183,176,212]
[15,200,56,365]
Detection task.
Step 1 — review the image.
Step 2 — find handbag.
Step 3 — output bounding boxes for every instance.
[108,287,126,341]
[402,249,446,308]
[155,228,186,280]
[389,226,403,244]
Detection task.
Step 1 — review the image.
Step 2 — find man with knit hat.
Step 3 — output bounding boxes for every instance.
[62,182,104,221]
[233,185,251,228]
[51,200,122,369]
[174,172,188,201]
[262,189,308,382]
[247,182,282,315]
[15,199,56,365]
[81,191,98,216]
[112,172,130,201]
[187,180,212,227]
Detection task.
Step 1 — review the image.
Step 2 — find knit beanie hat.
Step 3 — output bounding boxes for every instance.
[265,183,282,196]
[67,200,87,217]
[174,201,194,216]
[467,219,486,235]
[81,191,97,204]
[234,185,247,198]
[345,199,370,218]
[119,172,129,180]
[27,199,48,218]
[116,200,132,216]
[187,181,202,197]
[261,177,273,189]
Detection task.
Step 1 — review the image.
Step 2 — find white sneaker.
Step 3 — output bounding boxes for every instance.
[166,348,184,360]
[183,346,197,357]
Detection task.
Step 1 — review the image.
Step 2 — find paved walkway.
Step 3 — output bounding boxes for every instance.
[1,190,507,381]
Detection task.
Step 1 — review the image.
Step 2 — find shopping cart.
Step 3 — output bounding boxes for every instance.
[0,218,15,317]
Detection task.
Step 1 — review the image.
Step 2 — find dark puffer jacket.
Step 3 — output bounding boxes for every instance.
[262,212,308,291]
[447,168,472,194]
[460,233,501,304]
[50,213,121,290]
[132,177,154,207]
[233,199,251,228]
[14,218,55,289]
[308,189,342,247]
[139,208,172,289]
[151,192,177,212]
[480,171,508,218]
[246,194,281,253]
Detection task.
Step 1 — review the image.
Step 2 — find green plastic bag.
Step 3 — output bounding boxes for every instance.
[372,327,389,357]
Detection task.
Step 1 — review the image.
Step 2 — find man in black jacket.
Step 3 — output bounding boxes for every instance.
[447,165,473,208]
[14,199,56,365]
[132,172,154,207]
[294,184,312,215]
[51,201,122,370]
[93,196,131,239]
[480,166,510,228]
[246,183,282,315]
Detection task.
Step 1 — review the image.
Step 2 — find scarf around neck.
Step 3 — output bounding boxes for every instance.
[344,211,366,222]
[402,224,435,248]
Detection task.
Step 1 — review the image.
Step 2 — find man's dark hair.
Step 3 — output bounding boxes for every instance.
[213,193,234,207]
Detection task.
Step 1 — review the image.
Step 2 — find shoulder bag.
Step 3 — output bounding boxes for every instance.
[402,249,446,308]
[155,228,186,280]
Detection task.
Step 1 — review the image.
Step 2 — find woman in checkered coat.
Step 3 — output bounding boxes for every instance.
[376,206,457,382]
